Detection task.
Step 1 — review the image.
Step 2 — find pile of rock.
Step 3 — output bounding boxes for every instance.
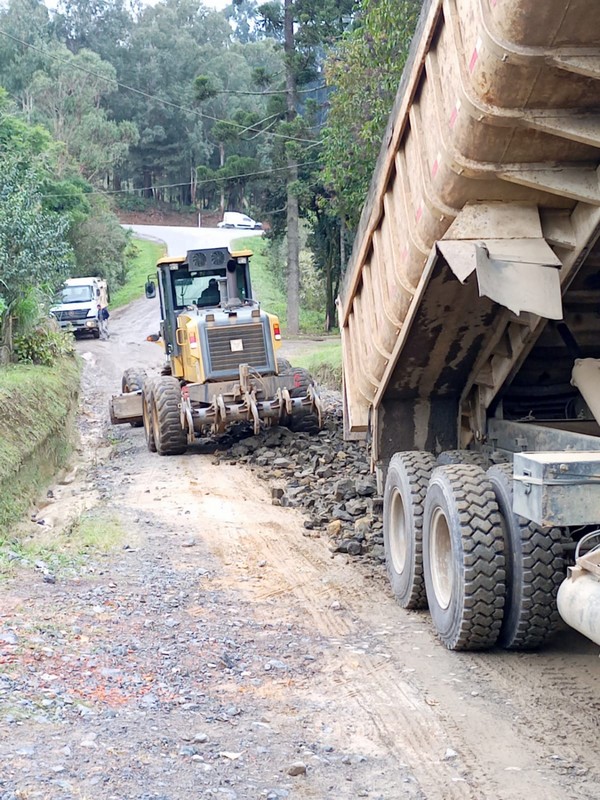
[218,405,385,563]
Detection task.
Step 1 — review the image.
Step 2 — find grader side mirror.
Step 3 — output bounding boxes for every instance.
[145,280,156,299]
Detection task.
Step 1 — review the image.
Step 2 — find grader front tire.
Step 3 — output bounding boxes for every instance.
[142,378,157,453]
[151,377,187,456]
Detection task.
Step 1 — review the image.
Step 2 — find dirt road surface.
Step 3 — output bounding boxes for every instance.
[1,295,600,800]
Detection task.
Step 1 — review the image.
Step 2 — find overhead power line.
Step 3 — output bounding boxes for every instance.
[41,159,322,199]
[0,28,321,145]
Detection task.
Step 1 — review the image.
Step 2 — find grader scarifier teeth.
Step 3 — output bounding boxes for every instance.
[193,385,324,435]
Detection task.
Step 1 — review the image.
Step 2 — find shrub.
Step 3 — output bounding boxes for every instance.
[13,324,75,366]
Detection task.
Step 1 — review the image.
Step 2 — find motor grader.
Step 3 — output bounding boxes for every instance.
[110,245,322,454]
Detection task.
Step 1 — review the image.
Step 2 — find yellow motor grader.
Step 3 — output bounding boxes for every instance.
[110,245,323,455]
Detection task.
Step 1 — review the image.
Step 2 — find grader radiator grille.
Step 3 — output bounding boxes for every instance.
[206,323,269,375]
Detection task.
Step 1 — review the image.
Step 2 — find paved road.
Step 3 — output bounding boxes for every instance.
[124,224,262,256]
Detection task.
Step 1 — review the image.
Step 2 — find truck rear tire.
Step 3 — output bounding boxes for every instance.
[151,376,186,456]
[437,450,487,467]
[487,464,564,650]
[383,451,437,609]
[142,378,157,453]
[423,464,506,651]
[122,368,147,428]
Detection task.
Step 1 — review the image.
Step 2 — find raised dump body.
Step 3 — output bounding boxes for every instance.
[341,0,600,651]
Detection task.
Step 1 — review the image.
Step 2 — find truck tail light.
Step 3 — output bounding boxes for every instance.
[273,323,281,340]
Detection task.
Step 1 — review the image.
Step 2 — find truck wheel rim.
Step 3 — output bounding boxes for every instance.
[389,487,408,574]
[430,506,453,610]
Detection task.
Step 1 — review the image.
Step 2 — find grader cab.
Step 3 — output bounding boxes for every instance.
[110,246,323,454]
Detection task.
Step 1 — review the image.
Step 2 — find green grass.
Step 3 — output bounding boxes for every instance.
[0,359,80,532]
[232,235,342,388]
[233,235,328,335]
[111,239,166,309]
[233,235,287,320]
[0,511,127,579]
[294,339,342,390]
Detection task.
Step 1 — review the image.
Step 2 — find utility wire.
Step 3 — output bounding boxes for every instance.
[0,28,321,145]
[41,159,322,199]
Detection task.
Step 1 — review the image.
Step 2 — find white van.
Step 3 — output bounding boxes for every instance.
[51,277,109,338]
[217,212,262,230]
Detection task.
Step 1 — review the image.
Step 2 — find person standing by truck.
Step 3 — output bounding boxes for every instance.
[97,304,110,340]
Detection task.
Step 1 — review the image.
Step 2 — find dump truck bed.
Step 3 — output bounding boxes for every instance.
[341,0,600,461]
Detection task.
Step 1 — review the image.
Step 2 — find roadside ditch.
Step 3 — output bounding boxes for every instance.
[0,358,80,534]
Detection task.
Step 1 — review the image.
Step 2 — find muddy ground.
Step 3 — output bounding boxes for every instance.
[1,297,599,800]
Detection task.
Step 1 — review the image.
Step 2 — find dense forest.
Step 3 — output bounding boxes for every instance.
[0,0,421,342]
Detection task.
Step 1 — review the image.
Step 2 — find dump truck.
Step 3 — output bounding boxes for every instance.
[110,245,323,453]
[340,0,600,650]
[51,277,109,338]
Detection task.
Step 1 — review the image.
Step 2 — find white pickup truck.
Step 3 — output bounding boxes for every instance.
[51,277,109,338]
[217,212,263,230]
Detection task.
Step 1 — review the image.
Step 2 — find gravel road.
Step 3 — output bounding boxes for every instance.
[1,284,600,800]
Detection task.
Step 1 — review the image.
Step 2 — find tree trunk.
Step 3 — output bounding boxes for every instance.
[190,165,197,206]
[284,0,300,335]
[219,142,225,213]
[142,168,153,199]
[340,216,347,277]
[325,257,333,332]
[286,163,300,335]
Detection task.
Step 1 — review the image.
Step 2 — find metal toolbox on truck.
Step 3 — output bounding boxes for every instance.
[513,452,600,528]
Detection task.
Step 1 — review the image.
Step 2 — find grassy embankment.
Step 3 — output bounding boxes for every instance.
[0,359,80,532]
[110,239,166,309]
[0,360,129,577]
[234,235,342,389]
[0,240,160,572]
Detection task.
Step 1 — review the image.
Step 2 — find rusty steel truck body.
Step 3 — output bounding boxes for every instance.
[340,0,600,650]
[110,245,323,453]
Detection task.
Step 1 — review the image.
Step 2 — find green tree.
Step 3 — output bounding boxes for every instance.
[28,45,139,182]
[322,0,422,229]
[0,158,72,310]
[256,0,354,333]
[0,0,56,111]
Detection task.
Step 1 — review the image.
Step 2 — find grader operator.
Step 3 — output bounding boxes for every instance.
[110,245,323,454]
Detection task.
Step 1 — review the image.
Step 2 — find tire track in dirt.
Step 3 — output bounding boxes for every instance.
[110,438,600,800]
[176,469,504,799]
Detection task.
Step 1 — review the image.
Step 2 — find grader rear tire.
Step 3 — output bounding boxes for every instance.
[142,378,157,453]
[151,376,186,456]
[383,451,437,609]
[487,464,564,650]
[423,464,506,651]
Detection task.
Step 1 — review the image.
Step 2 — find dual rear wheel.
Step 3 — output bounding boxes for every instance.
[383,452,564,651]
